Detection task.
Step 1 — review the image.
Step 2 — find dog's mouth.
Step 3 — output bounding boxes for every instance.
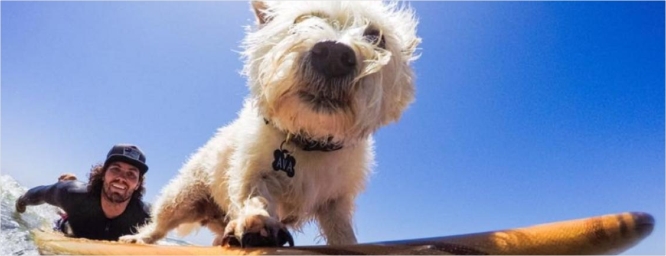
[297,90,350,113]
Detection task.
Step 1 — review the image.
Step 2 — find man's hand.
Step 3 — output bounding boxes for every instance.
[15,196,27,213]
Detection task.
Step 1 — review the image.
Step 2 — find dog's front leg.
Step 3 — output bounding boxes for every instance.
[221,184,293,248]
[316,196,358,245]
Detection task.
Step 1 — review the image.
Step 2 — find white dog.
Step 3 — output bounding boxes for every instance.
[120,0,420,247]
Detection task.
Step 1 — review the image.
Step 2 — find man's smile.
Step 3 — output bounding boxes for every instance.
[110,182,128,191]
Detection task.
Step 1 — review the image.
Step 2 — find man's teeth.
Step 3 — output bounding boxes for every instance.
[111,183,127,190]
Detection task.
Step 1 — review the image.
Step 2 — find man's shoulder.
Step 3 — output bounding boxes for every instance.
[56,180,89,195]
[47,180,94,211]
[140,201,151,216]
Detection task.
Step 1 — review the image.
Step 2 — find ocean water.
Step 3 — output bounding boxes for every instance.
[1,175,49,255]
[0,175,190,255]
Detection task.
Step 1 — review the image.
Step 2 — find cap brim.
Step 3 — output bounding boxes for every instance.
[104,155,148,174]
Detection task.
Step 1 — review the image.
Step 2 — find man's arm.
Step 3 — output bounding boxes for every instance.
[15,181,79,213]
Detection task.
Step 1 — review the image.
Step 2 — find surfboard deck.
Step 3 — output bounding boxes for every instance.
[32,211,654,255]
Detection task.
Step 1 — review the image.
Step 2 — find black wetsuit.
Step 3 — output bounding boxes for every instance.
[19,180,150,241]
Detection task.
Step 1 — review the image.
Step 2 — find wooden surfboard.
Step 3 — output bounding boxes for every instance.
[32,211,654,255]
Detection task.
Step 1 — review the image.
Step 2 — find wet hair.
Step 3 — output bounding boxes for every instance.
[87,162,146,200]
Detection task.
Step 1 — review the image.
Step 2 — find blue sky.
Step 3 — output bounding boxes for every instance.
[1,1,663,254]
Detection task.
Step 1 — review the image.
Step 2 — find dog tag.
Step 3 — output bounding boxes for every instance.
[272,149,296,177]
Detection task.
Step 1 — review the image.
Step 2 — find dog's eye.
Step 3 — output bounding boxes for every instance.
[363,27,386,49]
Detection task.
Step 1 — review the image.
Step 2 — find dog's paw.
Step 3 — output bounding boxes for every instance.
[220,215,294,248]
[118,234,155,244]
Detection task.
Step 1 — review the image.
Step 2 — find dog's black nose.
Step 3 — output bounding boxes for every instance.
[310,41,356,77]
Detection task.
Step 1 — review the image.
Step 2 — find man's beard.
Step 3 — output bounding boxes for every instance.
[102,182,132,203]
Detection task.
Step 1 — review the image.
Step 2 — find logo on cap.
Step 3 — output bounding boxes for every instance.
[123,147,141,160]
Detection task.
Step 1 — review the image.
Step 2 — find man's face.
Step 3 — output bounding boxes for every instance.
[102,161,141,203]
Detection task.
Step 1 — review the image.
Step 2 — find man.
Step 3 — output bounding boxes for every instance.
[15,144,151,241]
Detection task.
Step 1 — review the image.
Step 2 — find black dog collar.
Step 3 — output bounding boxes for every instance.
[264,118,343,152]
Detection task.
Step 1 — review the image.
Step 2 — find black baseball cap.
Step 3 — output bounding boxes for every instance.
[103,144,148,175]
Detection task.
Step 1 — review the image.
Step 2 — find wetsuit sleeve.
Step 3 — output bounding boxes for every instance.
[16,181,79,210]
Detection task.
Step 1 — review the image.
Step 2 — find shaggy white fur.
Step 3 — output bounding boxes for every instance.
[119,0,420,247]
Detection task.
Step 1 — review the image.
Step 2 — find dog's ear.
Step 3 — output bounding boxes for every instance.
[251,1,272,25]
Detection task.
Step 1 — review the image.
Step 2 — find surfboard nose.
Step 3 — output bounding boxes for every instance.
[630,212,654,239]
